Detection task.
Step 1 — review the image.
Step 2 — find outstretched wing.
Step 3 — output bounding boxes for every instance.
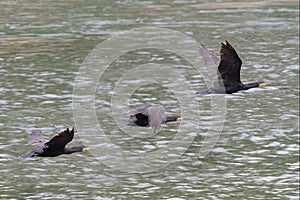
[28,131,47,147]
[128,104,152,117]
[148,105,166,132]
[218,41,242,85]
[199,44,220,80]
[44,128,74,151]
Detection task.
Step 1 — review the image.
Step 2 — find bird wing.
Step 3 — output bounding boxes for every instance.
[199,44,220,80]
[217,41,242,85]
[28,131,48,147]
[148,105,166,132]
[128,104,152,117]
[44,128,74,151]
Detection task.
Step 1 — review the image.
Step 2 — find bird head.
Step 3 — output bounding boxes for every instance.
[82,147,89,151]
[177,116,183,121]
[259,82,267,87]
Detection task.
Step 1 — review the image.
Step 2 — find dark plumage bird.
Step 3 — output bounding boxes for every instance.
[127,104,182,132]
[198,40,266,94]
[21,128,88,158]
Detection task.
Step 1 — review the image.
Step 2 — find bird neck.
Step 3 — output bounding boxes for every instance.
[242,82,261,90]
[64,146,86,154]
[165,116,180,123]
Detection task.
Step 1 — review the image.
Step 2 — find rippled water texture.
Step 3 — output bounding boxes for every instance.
[0,1,299,199]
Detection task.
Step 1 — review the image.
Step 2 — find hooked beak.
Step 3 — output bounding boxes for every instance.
[259,82,267,87]
[82,147,89,151]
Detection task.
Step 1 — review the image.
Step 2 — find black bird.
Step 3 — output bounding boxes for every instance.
[21,128,88,158]
[198,41,266,94]
[127,104,182,132]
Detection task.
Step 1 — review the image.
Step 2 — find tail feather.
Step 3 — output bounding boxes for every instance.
[20,151,36,158]
[196,89,212,95]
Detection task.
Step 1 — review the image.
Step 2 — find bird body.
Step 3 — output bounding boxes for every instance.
[21,128,88,158]
[198,41,266,94]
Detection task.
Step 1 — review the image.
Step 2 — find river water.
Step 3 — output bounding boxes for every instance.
[0,1,299,199]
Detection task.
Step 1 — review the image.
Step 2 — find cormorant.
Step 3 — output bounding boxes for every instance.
[198,41,266,94]
[21,128,88,158]
[127,104,182,132]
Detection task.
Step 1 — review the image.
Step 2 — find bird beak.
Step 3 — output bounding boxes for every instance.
[83,147,89,151]
[259,82,267,87]
[177,117,183,121]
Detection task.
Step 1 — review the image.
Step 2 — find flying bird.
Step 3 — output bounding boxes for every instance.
[198,40,266,94]
[127,104,182,132]
[21,128,88,158]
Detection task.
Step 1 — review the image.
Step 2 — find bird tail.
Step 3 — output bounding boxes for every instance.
[196,89,212,95]
[20,151,36,158]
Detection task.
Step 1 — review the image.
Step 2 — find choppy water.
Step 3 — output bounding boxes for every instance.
[0,1,299,199]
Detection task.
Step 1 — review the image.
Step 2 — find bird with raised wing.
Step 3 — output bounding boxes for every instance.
[21,128,88,158]
[127,104,182,132]
[198,41,266,94]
